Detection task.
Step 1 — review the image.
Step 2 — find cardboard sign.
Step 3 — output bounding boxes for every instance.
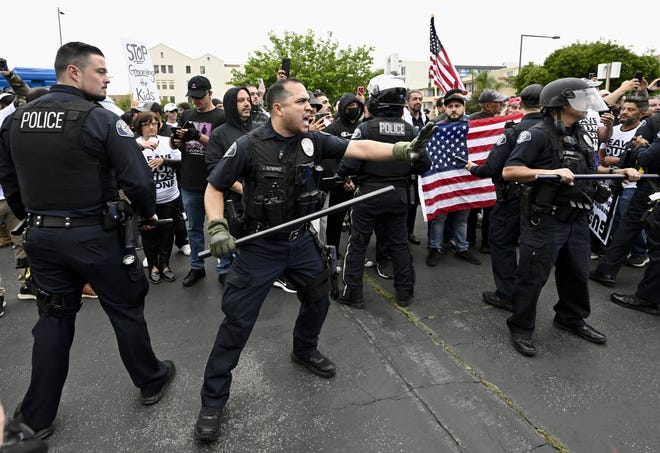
[121,38,160,103]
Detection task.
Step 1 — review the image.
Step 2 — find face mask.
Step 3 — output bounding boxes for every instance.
[345,107,360,121]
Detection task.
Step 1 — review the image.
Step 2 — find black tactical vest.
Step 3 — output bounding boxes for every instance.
[242,129,323,227]
[532,120,596,205]
[9,96,112,210]
[358,117,414,183]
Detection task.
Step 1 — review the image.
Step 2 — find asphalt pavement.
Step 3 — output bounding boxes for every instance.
[0,219,658,453]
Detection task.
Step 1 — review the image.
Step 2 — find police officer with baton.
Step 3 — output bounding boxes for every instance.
[501,77,640,357]
[193,78,435,442]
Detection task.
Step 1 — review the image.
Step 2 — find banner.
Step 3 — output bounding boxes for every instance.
[589,189,619,245]
[121,38,160,102]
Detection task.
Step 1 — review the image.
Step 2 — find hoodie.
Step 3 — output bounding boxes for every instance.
[205,86,255,174]
[320,94,364,190]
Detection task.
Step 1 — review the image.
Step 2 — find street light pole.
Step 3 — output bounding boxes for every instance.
[518,34,560,74]
[57,7,64,46]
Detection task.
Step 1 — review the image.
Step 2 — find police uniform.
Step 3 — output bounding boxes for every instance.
[338,114,430,304]
[200,121,347,411]
[505,116,597,338]
[470,112,542,302]
[0,84,171,432]
[596,137,660,289]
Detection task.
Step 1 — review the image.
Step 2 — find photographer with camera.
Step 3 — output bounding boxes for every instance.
[0,42,175,440]
[170,75,225,287]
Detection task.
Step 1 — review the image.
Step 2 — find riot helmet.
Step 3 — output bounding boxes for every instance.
[366,74,407,112]
[540,77,608,113]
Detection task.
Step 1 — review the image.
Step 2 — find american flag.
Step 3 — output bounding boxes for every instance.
[429,16,465,93]
[419,114,523,222]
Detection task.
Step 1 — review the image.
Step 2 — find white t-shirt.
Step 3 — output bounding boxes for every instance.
[603,124,640,189]
[136,135,182,203]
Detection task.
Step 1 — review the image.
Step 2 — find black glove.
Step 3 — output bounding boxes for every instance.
[182,124,201,142]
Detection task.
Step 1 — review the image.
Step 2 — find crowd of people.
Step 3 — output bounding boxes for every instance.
[1,40,660,446]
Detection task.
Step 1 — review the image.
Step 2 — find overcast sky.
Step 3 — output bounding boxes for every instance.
[3,0,657,95]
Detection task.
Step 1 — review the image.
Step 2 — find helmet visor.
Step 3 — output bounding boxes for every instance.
[567,87,609,113]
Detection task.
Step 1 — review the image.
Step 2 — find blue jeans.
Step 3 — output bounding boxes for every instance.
[427,209,469,252]
[181,189,206,270]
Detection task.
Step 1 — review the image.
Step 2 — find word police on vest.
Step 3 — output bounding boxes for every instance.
[20,110,65,130]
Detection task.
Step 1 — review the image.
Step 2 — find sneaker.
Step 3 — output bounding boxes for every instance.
[456,249,481,265]
[426,249,443,267]
[142,256,148,268]
[376,260,394,279]
[0,295,5,317]
[364,259,375,268]
[179,243,191,256]
[627,255,650,268]
[82,283,98,299]
[273,278,297,294]
[17,284,36,300]
[590,252,600,260]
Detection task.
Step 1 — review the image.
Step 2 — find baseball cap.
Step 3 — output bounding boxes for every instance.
[479,89,508,103]
[163,102,177,112]
[507,96,521,106]
[444,93,465,105]
[136,101,162,114]
[186,76,211,98]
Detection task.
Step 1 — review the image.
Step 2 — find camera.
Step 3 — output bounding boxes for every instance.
[314,112,328,121]
[0,58,8,72]
[633,71,644,81]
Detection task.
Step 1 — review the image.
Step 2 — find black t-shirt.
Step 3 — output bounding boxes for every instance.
[178,108,225,191]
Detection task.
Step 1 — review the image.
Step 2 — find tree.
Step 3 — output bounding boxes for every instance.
[229,30,381,107]
[514,41,660,93]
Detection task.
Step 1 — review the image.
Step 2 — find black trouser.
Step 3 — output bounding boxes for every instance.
[488,196,521,301]
[20,224,168,430]
[201,232,329,410]
[325,185,353,254]
[506,212,591,338]
[141,198,178,270]
[342,186,414,300]
[467,206,492,247]
[173,195,189,249]
[596,182,652,277]
[636,204,660,301]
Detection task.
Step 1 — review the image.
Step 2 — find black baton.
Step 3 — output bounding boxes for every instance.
[198,185,395,259]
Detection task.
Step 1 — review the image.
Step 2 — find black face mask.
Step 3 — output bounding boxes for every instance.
[345,107,361,122]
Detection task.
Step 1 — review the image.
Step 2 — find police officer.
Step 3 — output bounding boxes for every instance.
[611,137,660,313]
[465,84,544,312]
[0,42,175,439]
[194,78,434,441]
[502,77,639,357]
[336,75,431,308]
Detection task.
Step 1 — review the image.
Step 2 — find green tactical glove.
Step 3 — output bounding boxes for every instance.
[207,218,236,258]
[392,122,437,161]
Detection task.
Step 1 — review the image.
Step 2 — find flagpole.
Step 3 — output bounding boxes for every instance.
[57,7,64,46]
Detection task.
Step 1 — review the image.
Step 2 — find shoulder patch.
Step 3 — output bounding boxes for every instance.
[516,130,532,144]
[115,119,134,137]
[582,133,594,150]
[495,133,507,146]
[223,142,237,158]
[301,137,314,157]
[351,128,362,140]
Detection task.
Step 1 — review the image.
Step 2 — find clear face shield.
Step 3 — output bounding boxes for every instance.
[567,87,609,113]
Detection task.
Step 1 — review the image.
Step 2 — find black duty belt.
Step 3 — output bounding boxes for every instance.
[269,223,308,241]
[27,214,103,228]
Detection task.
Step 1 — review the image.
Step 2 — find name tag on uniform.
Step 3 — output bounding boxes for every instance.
[378,121,406,136]
[19,109,66,132]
